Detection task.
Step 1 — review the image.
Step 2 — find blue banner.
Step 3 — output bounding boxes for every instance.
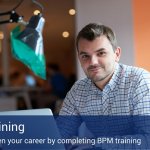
[0,115,150,149]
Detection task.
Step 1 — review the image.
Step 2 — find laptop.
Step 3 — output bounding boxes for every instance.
[0,108,52,116]
[0,108,66,150]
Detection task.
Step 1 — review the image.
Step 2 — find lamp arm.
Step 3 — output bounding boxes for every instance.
[0,11,11,16]
[0,11,20,24]
[0,20,11,25]
[0,10,27,25]
[0,0,24,25]
[0,11,12,25]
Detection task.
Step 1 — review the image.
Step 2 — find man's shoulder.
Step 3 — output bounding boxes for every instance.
[119,63,150,81]
[119,63,149,75]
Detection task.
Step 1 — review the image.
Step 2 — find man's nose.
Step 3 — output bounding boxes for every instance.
[90,56,99,65]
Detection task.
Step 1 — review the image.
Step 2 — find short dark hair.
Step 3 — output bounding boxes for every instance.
[76,23,118,51]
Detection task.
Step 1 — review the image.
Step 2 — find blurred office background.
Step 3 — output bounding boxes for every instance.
[0,0,149,114]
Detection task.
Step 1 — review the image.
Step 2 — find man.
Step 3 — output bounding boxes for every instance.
[57,23,150,149]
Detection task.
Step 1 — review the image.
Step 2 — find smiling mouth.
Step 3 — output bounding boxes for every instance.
[88,67,102,73]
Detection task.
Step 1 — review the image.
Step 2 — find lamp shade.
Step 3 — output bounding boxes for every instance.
[10,14,46,79]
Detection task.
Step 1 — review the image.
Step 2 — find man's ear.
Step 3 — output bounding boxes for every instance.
[115,47,121,62]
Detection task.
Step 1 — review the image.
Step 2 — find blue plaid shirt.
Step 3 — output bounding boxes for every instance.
[58,63,150,149]
[60,63,150,116]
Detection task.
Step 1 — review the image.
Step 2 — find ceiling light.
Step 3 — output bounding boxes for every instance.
[34,10,41,15]
[69,9,76,15]
[62,31,69,38]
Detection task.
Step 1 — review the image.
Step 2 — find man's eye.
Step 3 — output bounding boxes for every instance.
[81,55,89,60]
[97,51,106,56]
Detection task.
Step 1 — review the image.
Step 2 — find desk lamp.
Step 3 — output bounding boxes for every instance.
[0,0,46,79]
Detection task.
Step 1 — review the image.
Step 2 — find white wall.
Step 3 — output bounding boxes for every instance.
[75,0,134,79]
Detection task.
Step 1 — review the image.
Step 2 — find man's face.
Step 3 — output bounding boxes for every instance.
[78,35,121,85]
